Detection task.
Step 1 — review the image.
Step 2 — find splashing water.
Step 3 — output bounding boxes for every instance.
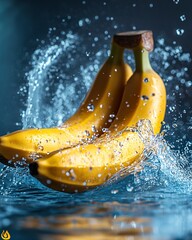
[1,19,192,240]
[12,27,192,195]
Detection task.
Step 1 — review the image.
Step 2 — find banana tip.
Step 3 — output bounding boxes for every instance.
[29,162,38,176]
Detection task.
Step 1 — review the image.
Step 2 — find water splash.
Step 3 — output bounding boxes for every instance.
[9,19,192,195]
[21,31,108,129]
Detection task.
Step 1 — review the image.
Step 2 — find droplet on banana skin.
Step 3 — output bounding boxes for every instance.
[91,125,96,132]
[87,103,94,112]
[143,78,149,83]
[141,95,149,101]
[85,130,90,136]
[109,114,115,118]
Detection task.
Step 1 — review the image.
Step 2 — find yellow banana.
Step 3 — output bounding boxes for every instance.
[0,40,132,166]
[29,30,167,193]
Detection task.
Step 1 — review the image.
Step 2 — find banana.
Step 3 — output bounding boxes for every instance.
[29,30,167,193]
[0,40,132,166]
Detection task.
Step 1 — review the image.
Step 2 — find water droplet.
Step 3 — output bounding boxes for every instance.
[144,78,149,83]
[111,189,119,194]
[108,92,111,97]
[173,0,179,4]
[92,125,97,132]
[87,103,95,112]
[109,114,115,118]
[85,130,90,136]
[98,173,102,178]
[114,68,117,72]
[176,29,184,36]
[86,51,90,56]
[169,106,176,112]
[149,3,153,7]
[102,128,109,133]
[126,184,134,192]
[161,121,166,125]
[186,81,192,87]
[100,104,103,108]
[46,179,52,184]
[78,20,84,27]
[132,3,136,7]
[38,145,44,151]
[141,95,149,101]
[180,15,186,21]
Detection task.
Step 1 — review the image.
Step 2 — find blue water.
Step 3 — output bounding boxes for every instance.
[1,17,192,240]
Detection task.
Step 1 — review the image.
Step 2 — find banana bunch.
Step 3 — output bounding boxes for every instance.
[0,40,132,166]
[29,31,167,193]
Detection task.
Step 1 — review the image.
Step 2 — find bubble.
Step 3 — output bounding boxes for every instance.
[173,0,179,3]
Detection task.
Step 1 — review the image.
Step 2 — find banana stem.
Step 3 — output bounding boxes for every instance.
[133,47,152,72]
[109,40,124,64]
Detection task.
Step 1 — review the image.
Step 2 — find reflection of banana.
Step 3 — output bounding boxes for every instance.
[0,40,132,166]
[22,215,152,239]
[29,31,166,193]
